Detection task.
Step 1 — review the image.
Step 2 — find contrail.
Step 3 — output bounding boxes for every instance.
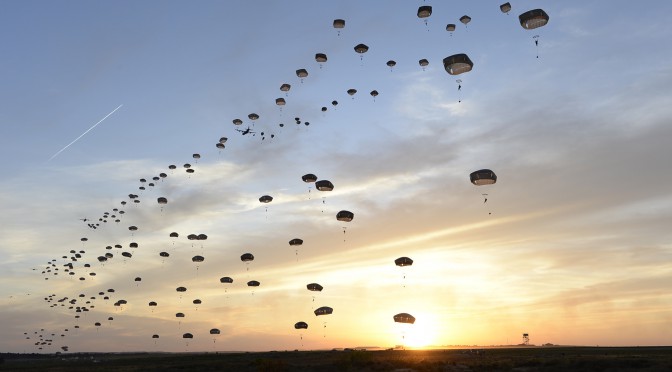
[48,104,123,162]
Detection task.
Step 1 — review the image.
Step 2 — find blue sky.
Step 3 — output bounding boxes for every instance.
[1,0,672,352]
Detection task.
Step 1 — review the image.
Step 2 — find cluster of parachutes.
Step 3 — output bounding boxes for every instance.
[25,2,524,353]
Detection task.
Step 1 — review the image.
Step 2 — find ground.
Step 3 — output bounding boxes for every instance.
[2,346,671,371]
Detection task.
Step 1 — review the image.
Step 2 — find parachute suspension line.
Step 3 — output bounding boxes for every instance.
[342,227,347,243]
[321,197,326,213]
[323,322,327,338]
[533,35,540,58]
[456,79,462,103]
[481,192,492,215]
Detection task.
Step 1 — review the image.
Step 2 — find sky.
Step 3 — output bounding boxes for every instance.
[1,0,671,353]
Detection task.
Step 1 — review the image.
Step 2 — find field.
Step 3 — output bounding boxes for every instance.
[2,346,671,371]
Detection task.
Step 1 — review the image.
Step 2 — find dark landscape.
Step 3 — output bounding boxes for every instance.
[2,346,671,371]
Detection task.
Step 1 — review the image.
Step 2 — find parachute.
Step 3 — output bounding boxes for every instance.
[220,276,233,295]
[393,313,416,324]
[315,53,327,68]
[294,321,308,344]
[386,60,396,71]
[182,332,193,346]
[233,118,243,126]
[354,44,368,53]
[354,44,369,62]
[315,180,334,212]
[333,19,345,36]
[500,2,511,14]
[519,9,549,58]
[289,238,303,259]
[417,6,432,27]
[336,210,354,222]
[460,15,471,27]
[156,196,168,212]
[248,113,259,121]
[241,253,254,262]
[347,88,357,98]
[289,238,303,246]
[470,169,497,210]
[519,9,549,30]
[395,257,413,267]
[275,98,286,107]
[314,306,333,316]
[296,69,308,83]
[393,313,416,345]
[210,328,220,343]
[315,180,334,191]
[417,6,432,18]
[419,59,429,71]
[247,280,260,287]
[395,257,413,286]
[443,54,473,75]
[307,283,323,292]
[470,169,497,185]
[302,174,317,197]
[259,195,273,203]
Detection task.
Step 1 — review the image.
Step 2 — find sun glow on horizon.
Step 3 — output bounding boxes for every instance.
[394,313,440,349]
